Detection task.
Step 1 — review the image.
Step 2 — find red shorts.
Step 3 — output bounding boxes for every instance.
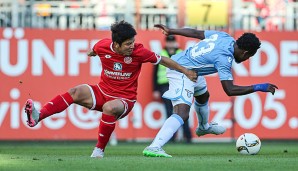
[87,84,136,119]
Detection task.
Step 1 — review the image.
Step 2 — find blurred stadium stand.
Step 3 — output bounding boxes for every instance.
[0,0,297,31]
[0,0,178,30]
[233,0,298,31]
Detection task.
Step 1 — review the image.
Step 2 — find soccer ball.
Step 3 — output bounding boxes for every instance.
[236,133,261,155]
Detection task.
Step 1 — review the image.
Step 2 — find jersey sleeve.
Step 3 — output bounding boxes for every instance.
[214,56,233,81]
[92,40,102,54]
[204,30,229,39]
[204,30,219,38]
[136,44,161,65]
[92,39,109,54]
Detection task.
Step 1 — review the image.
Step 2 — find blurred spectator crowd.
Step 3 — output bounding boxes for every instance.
[235,0,298,31]
[0,0,297,31]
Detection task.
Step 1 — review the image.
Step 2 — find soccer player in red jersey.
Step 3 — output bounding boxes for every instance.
[24,20,197,158]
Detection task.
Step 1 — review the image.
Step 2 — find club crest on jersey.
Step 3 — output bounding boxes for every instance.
[113,62,122,71]
[185,89,194,98]
[124,57,132,64]
[105,55,111,58]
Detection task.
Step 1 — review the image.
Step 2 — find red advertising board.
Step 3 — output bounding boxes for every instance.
[0,29,297,140]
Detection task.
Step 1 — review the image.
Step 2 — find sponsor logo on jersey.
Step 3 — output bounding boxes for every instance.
[103,69,132,80]
[185,89,194,98]
[105,55,111,58]
[113,62,122,71]
[124,57,132,64]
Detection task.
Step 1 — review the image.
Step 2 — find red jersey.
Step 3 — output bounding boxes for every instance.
[93,38,161,100]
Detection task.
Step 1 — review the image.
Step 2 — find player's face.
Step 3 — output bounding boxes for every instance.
[234,45,253,63]
[235,51,252,63]
[118,38,135,56]
[235,55,250,63]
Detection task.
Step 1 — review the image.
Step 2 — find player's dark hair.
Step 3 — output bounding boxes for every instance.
[236,33,261,56]
[111,20,137,46]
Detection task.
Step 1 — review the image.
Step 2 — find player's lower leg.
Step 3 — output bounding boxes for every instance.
[143,114,184,157]
[25,92,74,127]
[194,100,226,136]
[194,100,210,130]
[91,114,116,158]
[39,92,74,121]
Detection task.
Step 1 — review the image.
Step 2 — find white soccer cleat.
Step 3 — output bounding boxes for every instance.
[24,99,40,127]
[143,146,172,158]
[90,147,104,158]
[196,122,226,137]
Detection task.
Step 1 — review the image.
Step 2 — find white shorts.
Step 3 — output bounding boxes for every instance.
[162,69,207,106]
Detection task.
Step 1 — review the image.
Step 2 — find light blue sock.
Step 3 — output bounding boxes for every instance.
[149,114,184,148]
[194,100,210,130]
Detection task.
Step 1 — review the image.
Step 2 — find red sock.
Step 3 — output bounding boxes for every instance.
[39,92,74,121]
[96,114,116,151]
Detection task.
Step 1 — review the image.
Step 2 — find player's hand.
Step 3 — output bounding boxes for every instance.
[253,83,278,95]
[87,51,97,57]
[267,83,278,95]
[185,69,198,82]
[154,24,170,36]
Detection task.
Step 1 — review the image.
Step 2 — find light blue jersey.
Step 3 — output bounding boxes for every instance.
[171,30,235,80]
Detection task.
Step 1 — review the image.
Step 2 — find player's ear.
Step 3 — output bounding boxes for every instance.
[243,50,250,58]
[115,42,120,48]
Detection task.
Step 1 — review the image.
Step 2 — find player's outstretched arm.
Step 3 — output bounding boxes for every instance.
[221,80,278,96]
[154,24,205,40]
[159,56,197,82]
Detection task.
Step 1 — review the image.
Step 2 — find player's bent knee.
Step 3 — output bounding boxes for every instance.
[178,113,189,122]
[102,103,118,115]
[68,88,78,100]
[195,91,210,104]
[68,86,90,102]
[181,115,189,122]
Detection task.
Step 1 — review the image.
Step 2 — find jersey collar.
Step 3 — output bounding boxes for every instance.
[110,42,116,53]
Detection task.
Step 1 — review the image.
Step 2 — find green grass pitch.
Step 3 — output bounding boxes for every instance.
[0,141,297,171]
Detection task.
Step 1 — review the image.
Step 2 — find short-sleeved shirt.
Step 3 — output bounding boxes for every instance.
[93,38,161,100]
[171,30,235,81]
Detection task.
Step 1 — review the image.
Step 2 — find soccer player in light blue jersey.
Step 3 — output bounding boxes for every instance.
[143,24,278,157]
